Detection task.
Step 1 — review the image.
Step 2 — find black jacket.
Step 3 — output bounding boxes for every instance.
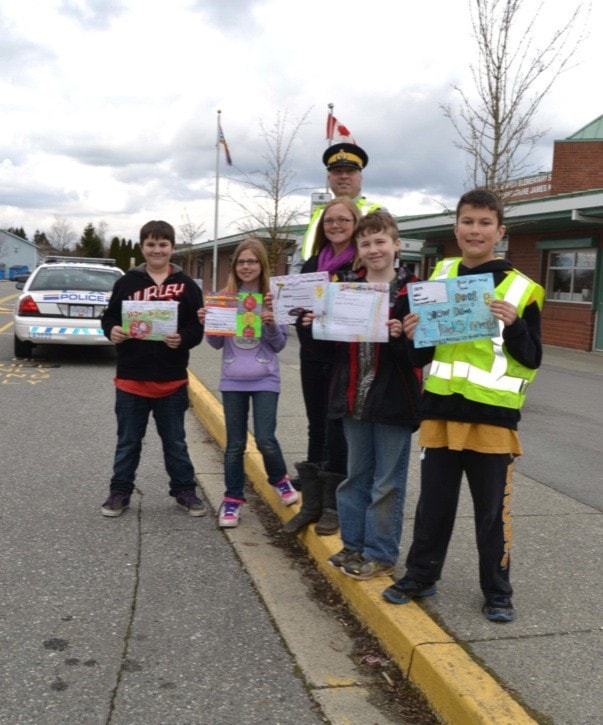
[327,268,422,429]
[409,258,542,430]
[101,264,204,382]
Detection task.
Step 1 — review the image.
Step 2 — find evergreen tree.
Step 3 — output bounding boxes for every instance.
[115,238,131,272]
[132,241,144,265]
[77,223,104,258]
[4,226,28,240]
[33,230,50,246]
[108,236,120,264]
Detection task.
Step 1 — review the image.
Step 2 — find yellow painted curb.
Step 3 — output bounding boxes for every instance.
[187,371,536,725]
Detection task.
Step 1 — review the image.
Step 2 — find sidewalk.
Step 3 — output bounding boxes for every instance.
[187,338,602,725]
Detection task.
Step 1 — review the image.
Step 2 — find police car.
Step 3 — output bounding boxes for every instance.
[13,256,124,357]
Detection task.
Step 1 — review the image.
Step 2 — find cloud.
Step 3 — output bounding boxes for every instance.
[59,0,126,30]
[188,0,263,32]
[0,0,600,244]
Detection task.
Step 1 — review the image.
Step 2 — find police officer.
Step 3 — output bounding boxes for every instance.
[289,142,383,273]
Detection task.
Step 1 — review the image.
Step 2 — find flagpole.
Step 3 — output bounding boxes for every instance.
[326,103,334,193]
[212,110,221,291]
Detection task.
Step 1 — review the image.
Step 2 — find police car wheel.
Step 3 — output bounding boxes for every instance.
[14,335,34,358]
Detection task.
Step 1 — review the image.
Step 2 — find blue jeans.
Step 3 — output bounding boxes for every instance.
[110,386,195,495]
[338,419,413,566]
[222,391,287,500]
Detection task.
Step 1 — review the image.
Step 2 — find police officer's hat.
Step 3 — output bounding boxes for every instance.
[323,143,369,171]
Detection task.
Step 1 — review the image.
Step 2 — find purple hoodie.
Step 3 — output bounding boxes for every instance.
[206,322,287,393]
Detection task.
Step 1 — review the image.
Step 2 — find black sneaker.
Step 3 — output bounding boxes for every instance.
[101,492,131,518]
[341,553,395,580]
[382,575,437,604]
[327,547,357,569]
[175,489,207,517]
[482,598,515,623]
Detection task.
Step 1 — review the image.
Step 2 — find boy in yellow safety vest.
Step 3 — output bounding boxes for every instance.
[382,189,544,623]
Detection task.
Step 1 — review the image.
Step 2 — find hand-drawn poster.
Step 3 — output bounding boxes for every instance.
[408,274,497,348]
[312,282,390,343]
[205,292,263,338]
[204,293,238,336]
[122,300,178,340]
[270,272,329,324]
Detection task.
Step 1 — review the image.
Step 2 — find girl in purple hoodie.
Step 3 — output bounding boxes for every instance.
[198,239,298,527]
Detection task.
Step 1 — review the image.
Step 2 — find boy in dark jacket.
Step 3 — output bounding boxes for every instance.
[100,220,205,518]
[305,211,422,579]
[382,190,544,622]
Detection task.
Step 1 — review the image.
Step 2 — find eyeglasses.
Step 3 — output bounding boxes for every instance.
[235,259,260,266]
[323,217,355,225]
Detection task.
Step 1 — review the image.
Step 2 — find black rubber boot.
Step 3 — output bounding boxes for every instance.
[315,471,345,535]
[283,462,322,533]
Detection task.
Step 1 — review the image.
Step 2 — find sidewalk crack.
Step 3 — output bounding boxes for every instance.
[105,487,143,724]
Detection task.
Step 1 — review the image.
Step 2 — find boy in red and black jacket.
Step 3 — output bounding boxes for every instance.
[100,220,204,519]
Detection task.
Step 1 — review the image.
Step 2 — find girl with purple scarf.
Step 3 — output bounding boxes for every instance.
[285,198,363,536]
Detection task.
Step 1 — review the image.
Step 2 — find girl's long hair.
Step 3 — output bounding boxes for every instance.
[310,197,361,258]
[224,238,271,294]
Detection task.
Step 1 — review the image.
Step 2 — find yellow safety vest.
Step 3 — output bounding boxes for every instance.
[300,197,382,261]
[424,258,544,410]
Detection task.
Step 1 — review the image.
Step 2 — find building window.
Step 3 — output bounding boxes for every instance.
[546,249,596,303]
[424,255,439,278]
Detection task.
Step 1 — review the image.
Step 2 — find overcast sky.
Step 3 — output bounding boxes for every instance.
[1,0,600,245]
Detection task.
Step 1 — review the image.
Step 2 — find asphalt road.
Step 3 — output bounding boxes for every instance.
[517,361,603,510]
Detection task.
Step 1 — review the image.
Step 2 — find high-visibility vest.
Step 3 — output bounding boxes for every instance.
[424,258,544,410]
[300,197,382,261]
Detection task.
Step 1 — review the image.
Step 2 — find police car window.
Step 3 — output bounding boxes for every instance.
[29,267,122,291]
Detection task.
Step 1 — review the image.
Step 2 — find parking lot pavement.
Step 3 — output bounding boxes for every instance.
[187,336,603,725]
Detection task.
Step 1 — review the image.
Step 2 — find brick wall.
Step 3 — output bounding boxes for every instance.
[551,141,603,195]
[541,303,594,350]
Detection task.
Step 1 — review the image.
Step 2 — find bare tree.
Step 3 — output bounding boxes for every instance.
[47,216,77,252]
[228,108,312,272]
[442,0,590,194]
[96,220,110,251]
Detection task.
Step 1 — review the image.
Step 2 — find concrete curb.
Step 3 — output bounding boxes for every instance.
[188,372,536,725]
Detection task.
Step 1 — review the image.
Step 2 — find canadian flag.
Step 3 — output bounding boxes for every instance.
[326,114,356,144]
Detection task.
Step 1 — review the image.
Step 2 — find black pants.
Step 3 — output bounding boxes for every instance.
[300,358,347,474]
[405,447,514,600]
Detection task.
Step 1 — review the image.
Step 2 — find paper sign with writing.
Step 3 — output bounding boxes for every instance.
[204,293,238,336]
[205,292,263,338]
[408,274,497,348]
[270,271,329,324]
[122,300,178,341]
[312,282,390,343]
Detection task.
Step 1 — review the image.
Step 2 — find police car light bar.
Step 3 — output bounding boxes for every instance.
[45,257,116,266]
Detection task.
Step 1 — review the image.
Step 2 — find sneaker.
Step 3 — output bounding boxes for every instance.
[482,598,515,623]
[382,575,437,604]
[218,499,243,528]
[341,553,395,580]
[175,489,207,517]
[328,547,358,569]
[101,492,130,517]
[273,477,299,505]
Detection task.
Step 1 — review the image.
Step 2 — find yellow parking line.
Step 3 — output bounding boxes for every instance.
[0,293,18,304]
[0,321,14,333]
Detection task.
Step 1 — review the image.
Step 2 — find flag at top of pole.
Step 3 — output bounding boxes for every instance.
[218,116,233,166]
[326,106,355,144]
